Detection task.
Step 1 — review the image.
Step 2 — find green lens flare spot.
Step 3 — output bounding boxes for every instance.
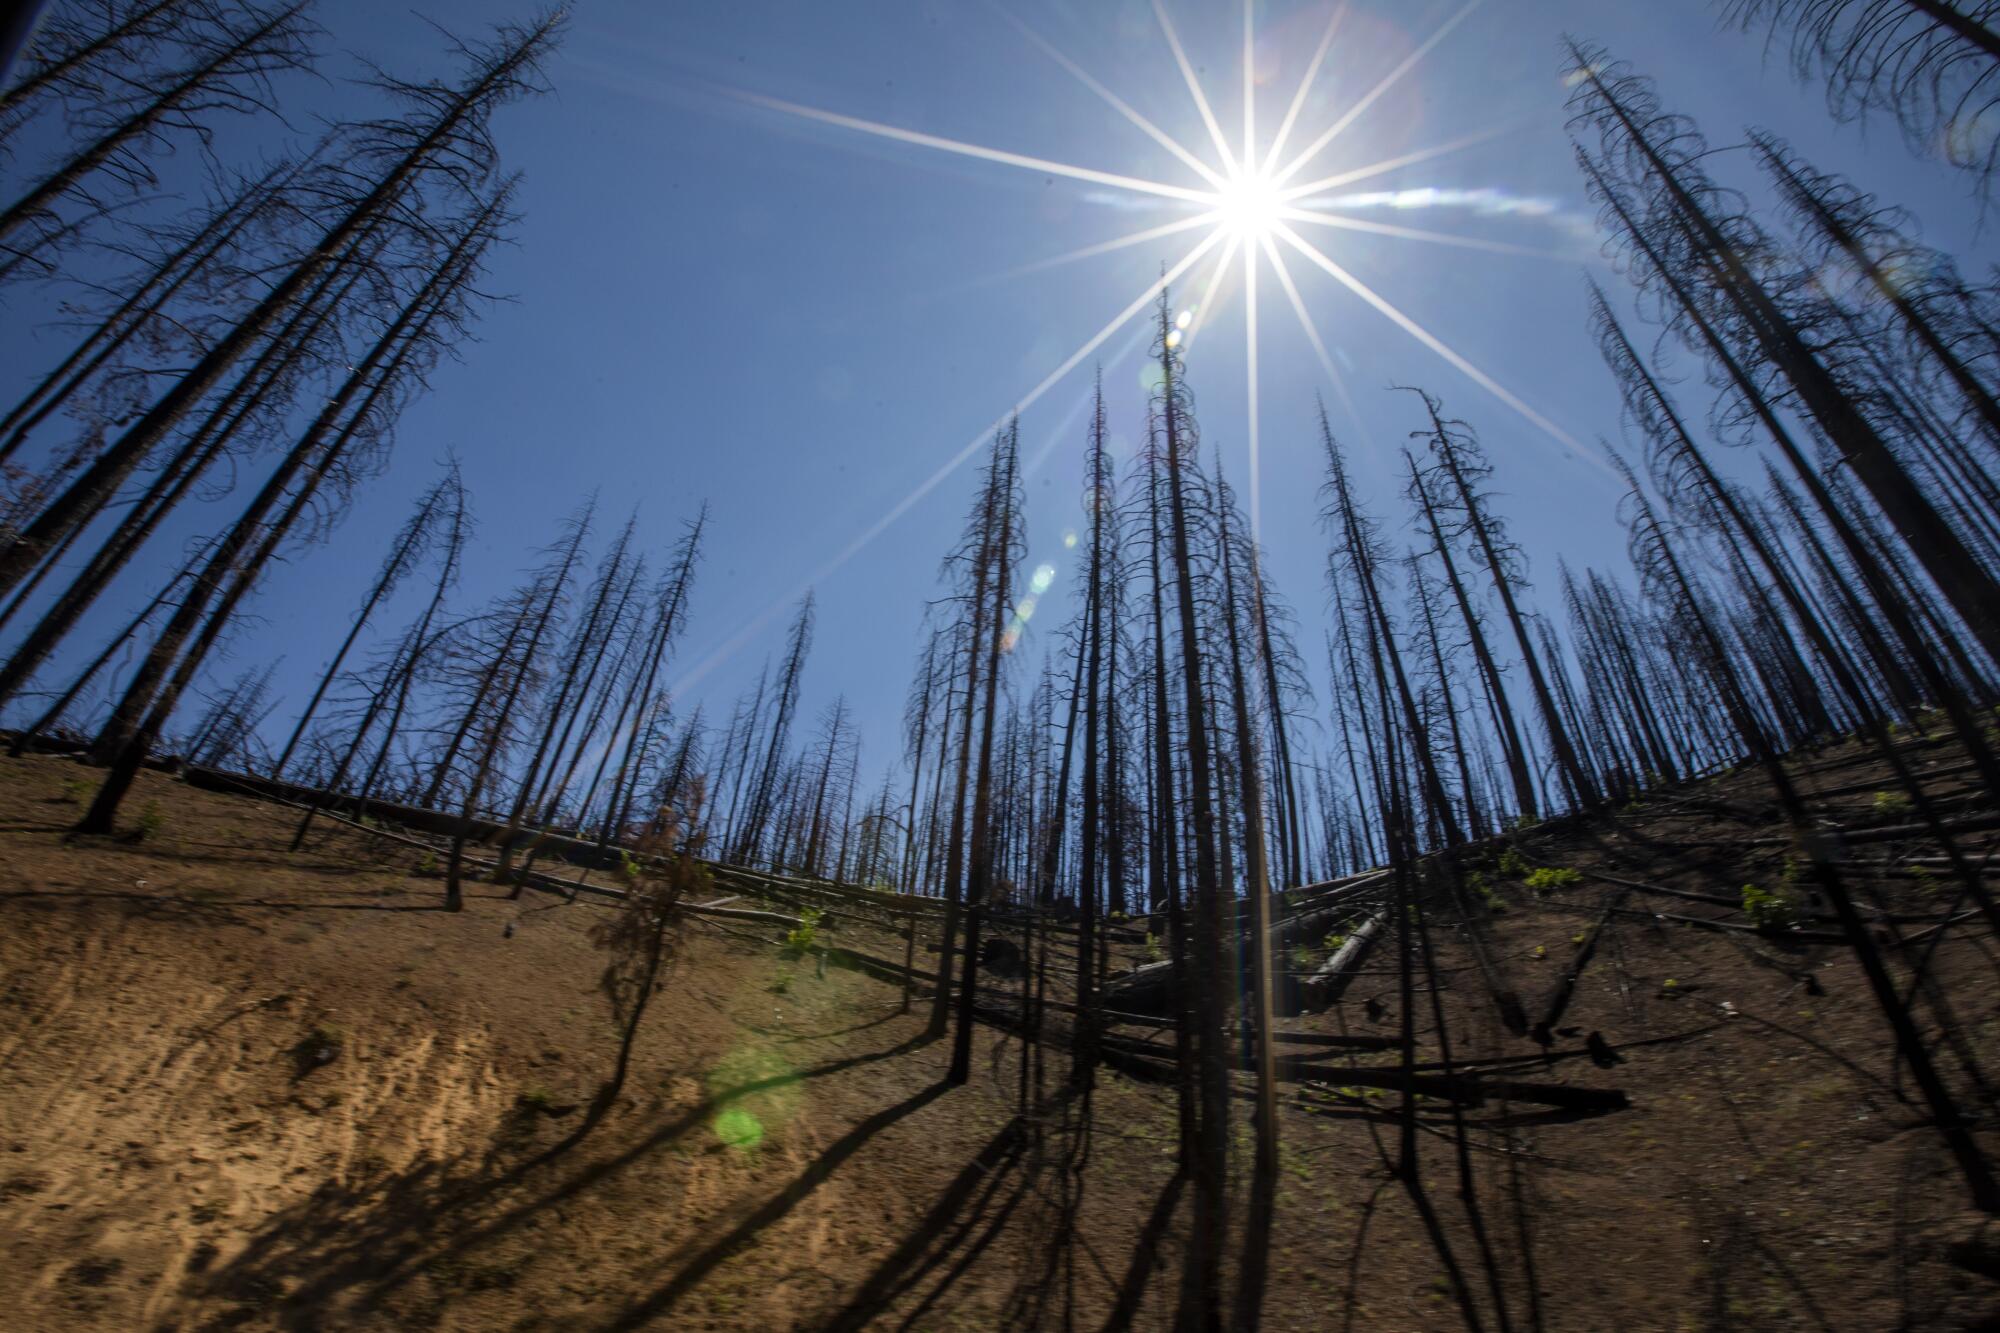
[712,1107,764,1149]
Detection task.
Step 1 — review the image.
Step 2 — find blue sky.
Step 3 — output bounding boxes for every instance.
[5,0,1995,781]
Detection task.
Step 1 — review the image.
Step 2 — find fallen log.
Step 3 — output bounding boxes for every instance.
[1299,1068,1630,1112]
[1102,888,1384,1017]
[1097,1041,1627,1111]
[1300,910,1385,1011]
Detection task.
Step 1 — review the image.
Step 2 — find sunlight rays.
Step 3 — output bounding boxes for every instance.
[1243,224,1262,539]
[1273,221,1607,471]
[721,0,1587,498]
[1001,211,1219,280]
[669,231,1225,697]
[1259,230,1363,430]
[1181,233,1240,351]
[1284,206,1576,261]
[1263,0,1350,174]
[999,6,1228,191]
[688,0,1601,680]
[1153,0,1239,177]
[1273,0,1486,187]
[726,88,1212,205]
[1280,116,1533,200]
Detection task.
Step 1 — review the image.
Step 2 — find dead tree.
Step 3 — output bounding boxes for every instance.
[730,591,812,867]
[274,461,462,776]
[949,419,1021,1083]
[0,11,560,599]
[0,1,316,275]
[75,189,508,836]
[1720,0,2000,191]
[290,474,469,848]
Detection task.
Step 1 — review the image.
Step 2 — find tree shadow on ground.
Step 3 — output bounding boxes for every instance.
[1100,1170,1187,1332]
[0,888,448,916]
[187,1031,937,1331]
[814,1109,1035,1332]
[597,1076,955,1330]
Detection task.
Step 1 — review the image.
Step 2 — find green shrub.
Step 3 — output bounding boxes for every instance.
[1143,933,1163,964]
[616,850,643,885]
[782,906,824,959]
[1741,882,1795,931]
[1498,847,1530,878]
[1871,790,1911,818]
[415,850,439,876]
[133,801,165,841]
[1523,866,1581,892]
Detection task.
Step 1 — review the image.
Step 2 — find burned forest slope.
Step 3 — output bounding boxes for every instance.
[0,740,1996,1331]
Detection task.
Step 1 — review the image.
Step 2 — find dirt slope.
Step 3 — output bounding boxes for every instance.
[0,748,1997,1331]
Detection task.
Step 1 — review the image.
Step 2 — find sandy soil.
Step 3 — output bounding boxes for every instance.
[0,748,1996,1330]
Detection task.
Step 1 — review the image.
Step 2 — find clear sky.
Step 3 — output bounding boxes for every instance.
[5,0,1995,782]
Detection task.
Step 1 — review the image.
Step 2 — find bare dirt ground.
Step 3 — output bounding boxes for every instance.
[0,747,1996,1330]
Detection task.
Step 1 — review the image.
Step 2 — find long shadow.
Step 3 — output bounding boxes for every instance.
[778,1007,904,1043]
[893,1162,1034,1331]
[599,1077,954,1330]
[1100,1171,1186,1332]
[0,888,446,914]
[817,1112,1034,1332]
[197,1030,938,1329]
[1000,1087,1103,1332]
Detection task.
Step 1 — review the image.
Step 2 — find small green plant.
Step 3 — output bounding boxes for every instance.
[1143,933,1163,964]
[1532,944,1547,959]
[57,776,90,804]
[516,1086,554,1112]
[782,906,824,959]
[133,800,165,841]
[616,849,643,885]
[1871,790,1911,818]
[1740,882,1795,931]
[1498,847,1531,878]
[415,850,439,876]
[1290,945,1316,971]
[1323,931,1347,952]
[1910,864,1938,893]
[769,970,794,995]
[1466,868,1505,912]
[1662,977,1679,992]
[1523,866,1581,892]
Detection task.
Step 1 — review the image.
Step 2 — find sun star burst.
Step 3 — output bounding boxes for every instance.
[689,0,1600,684]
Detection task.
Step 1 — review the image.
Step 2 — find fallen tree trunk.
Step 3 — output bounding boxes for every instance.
[1300,910,1386,1011]
[1098,1040,1628,1110]
[1102,885,1385,1017]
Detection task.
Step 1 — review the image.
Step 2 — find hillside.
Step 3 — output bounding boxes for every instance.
[1,745,1996,1331]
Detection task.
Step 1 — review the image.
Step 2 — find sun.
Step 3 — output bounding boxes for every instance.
[700,0,1596,640]
[1212,166,1286,242]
